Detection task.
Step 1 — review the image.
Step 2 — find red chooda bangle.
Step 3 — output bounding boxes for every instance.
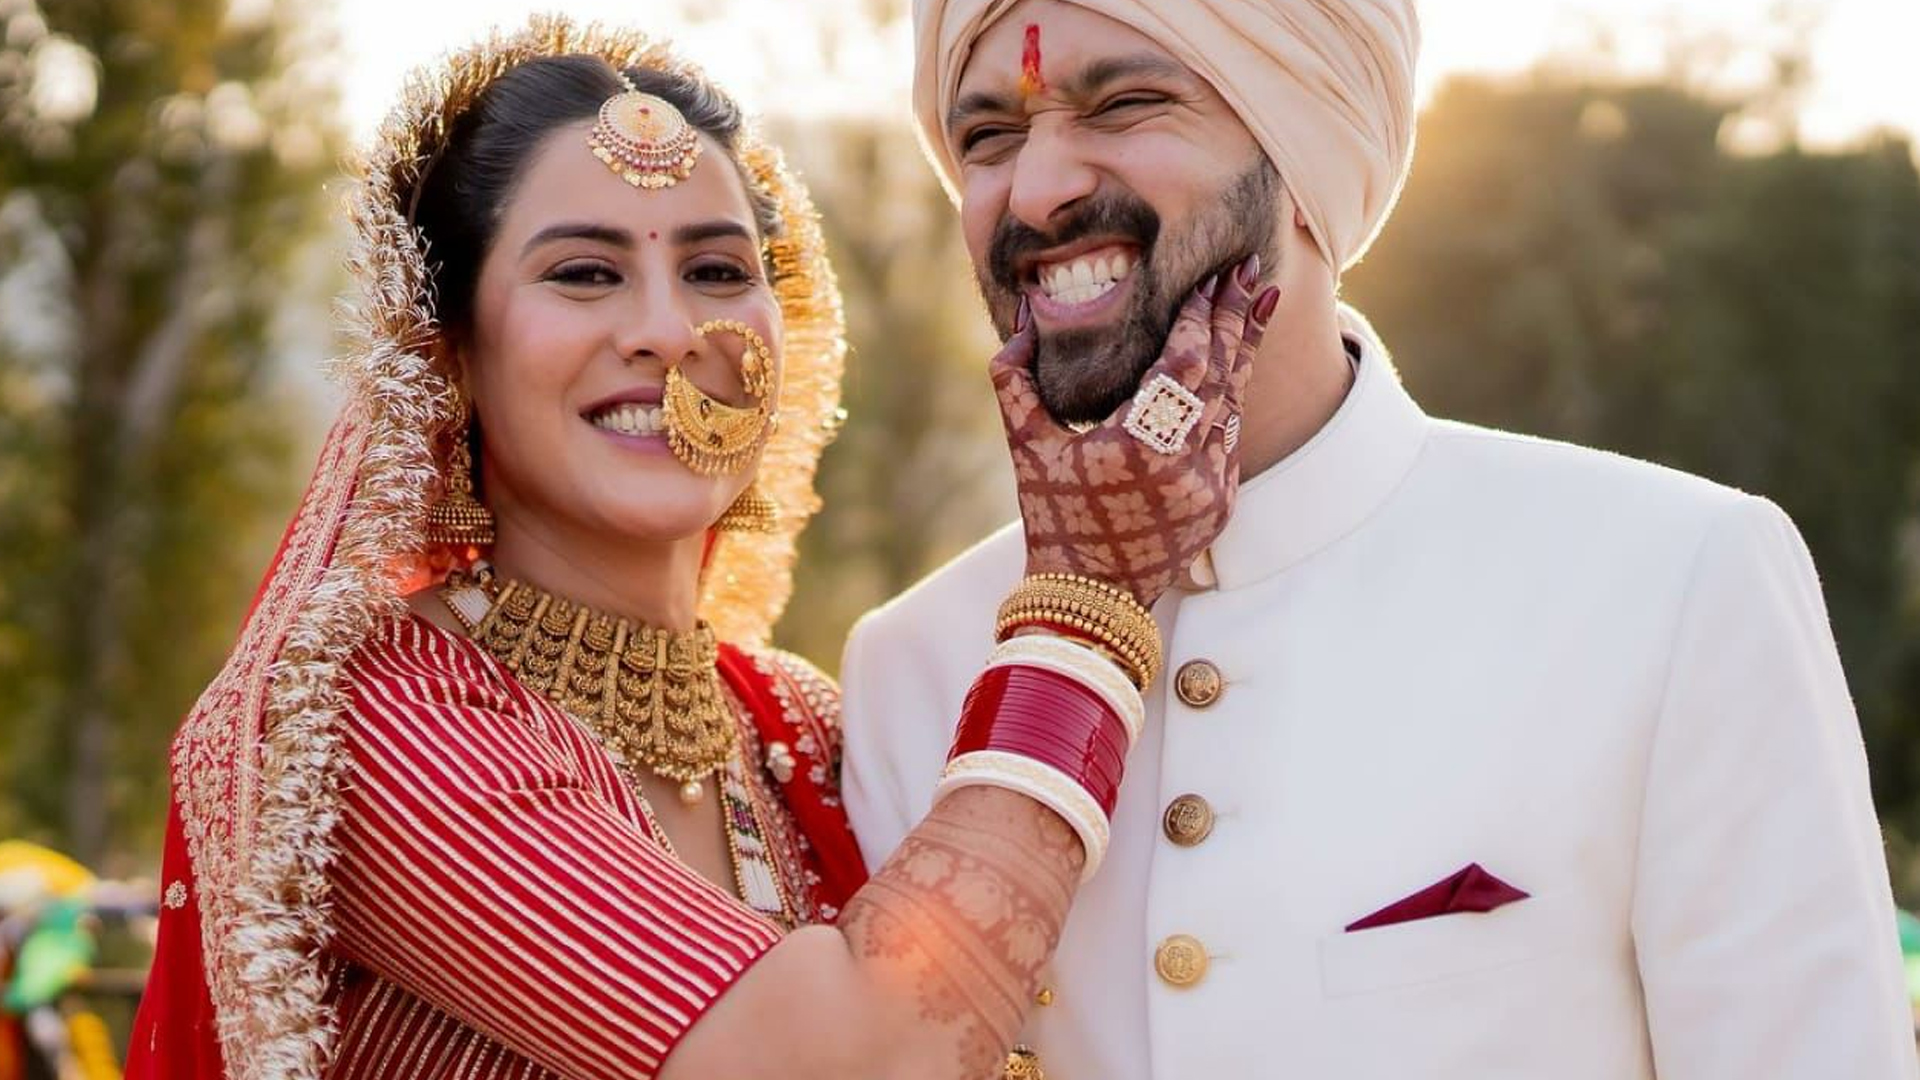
[948,664,1129,818]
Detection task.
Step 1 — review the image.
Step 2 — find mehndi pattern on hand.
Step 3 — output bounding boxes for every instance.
[993,257,1275,608]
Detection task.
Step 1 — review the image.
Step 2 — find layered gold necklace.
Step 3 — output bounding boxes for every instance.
[440,564,737,805]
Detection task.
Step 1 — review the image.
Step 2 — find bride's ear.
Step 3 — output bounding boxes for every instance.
[427,328,473,390]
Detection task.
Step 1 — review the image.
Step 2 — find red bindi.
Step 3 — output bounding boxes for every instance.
[1020,24,1046,97]
[648,230,659,240]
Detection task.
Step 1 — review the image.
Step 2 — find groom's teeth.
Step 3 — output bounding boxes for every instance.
[1037,250,1135,304]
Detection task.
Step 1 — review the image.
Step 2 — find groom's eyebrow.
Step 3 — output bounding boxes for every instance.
[1061,53,1195,98]
[949,52,1200,134]
[948,89,1019,135]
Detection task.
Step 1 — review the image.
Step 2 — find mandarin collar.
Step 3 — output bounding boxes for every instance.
[1201,303,1430,592]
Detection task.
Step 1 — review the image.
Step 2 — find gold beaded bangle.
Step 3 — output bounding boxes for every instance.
[997,575,1161,656]
[994,573,1165,688]
[994,608,1160,687]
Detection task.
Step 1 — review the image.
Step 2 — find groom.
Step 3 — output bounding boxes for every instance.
[840,0,1918,1076]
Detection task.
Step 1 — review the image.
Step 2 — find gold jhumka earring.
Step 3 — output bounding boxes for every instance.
[663,319,776,477]
[425,398,495,547]
[715,484,780,533]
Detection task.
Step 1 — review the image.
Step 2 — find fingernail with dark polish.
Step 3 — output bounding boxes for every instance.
[1253,287,1281,323]
[1241,254,1261,288]
[1198,273,1219,299]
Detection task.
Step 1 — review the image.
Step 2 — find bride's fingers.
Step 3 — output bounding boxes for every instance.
[1193,279,1276,455]
[1225,286,1278,418]
[1205,256,1259,391]
[1107,274,1218,419]
[989,299,1048,440]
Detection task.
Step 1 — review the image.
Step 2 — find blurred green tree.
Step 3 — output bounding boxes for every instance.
[1345,73,1920,879]
[775,114,1014,668]
[0,0,343,867]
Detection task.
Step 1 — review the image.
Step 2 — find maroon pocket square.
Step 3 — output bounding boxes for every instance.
[1344,863,1530,932]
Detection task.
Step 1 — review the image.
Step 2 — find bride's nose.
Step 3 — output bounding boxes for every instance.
[612,280,701,369]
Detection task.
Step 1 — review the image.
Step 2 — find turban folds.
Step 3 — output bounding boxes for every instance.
[912,0,1421,272]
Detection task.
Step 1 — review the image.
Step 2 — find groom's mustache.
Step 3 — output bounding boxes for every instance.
[987,193,1163,296]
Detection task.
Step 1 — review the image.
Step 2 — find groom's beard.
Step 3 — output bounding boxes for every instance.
[980,157,1283,425]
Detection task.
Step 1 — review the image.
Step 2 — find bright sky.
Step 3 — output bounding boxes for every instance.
[335,0,1920,151]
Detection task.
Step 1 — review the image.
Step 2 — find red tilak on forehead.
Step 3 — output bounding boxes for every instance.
[1019,23,1046,97]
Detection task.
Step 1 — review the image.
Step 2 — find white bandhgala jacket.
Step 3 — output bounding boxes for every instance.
[842,306,1918,1079]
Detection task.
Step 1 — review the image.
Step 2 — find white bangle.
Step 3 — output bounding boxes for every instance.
[935,750,1112,881]
[985,635,1146,747]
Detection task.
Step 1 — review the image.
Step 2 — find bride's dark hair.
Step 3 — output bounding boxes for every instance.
[411,54,784,334]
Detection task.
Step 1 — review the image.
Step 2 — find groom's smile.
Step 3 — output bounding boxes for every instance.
[1025,241,1139,325]
[949,0,1281,424]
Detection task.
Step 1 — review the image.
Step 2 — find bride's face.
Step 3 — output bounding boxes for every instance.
[461,120,782,546]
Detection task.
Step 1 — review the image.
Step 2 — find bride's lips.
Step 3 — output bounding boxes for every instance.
[581,386,672,455]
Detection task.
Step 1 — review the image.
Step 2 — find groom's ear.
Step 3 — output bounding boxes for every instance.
[1281,183,1307,231]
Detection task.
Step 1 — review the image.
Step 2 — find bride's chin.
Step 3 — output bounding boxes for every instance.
[592,494,733,545]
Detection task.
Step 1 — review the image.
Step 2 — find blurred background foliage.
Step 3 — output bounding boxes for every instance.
[0,0,342,868]
[0,1,1916,919]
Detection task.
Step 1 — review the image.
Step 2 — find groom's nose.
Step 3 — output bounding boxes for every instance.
[1006,126,1101,234]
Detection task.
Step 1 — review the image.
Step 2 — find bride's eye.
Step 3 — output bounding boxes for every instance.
[687,259,757,287]
[545,261,622,287]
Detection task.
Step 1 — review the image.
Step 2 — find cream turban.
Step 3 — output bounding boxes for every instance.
[912,0,1421,272]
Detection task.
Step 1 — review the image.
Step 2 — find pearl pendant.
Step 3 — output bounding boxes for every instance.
[679,778,705,805]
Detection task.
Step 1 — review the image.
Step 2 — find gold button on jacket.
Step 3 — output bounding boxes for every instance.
[1162,794,1215,846]
[1174,659,1224,708]
[1154,934,1210,988]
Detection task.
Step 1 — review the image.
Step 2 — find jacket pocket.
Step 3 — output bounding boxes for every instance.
[1317,892,1578,998]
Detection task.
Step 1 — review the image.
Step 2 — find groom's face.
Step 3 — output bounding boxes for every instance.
[949,0,1281,424]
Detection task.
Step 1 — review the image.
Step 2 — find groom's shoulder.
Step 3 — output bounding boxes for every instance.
[849,521,1025,656]
[1423,415,1755,524]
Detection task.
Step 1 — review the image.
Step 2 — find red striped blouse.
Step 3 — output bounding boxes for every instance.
[320,615,833,1078]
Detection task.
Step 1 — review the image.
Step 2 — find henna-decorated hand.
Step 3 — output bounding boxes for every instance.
[991,257,1277,609]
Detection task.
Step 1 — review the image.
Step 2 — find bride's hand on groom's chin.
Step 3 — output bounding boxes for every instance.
[991,255,1277,609]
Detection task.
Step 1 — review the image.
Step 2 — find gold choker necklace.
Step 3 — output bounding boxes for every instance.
[440,565,737,805]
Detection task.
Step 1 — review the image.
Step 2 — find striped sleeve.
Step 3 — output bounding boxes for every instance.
[330,620,784,1079]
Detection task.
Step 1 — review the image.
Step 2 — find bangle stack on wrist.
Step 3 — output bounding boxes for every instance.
[937,574,1161,879]
[993,573,1164,689]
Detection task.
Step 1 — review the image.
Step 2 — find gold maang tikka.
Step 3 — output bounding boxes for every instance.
[589,74,702,190]
[664,320,776,477]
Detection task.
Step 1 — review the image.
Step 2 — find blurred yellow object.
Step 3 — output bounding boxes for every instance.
[0,842,95,908]
[67,1009,121,1080]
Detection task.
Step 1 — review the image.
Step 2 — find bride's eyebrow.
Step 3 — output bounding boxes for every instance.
[520,222,632,257]
[672,219,754,246]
